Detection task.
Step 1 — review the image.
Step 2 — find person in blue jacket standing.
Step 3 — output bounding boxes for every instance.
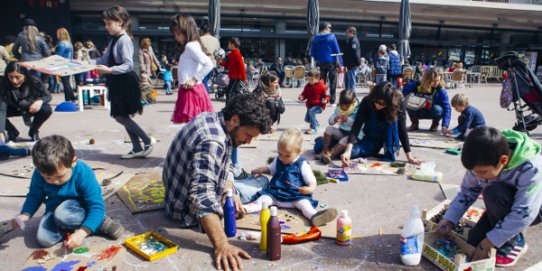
[55,28,75,102]
[310,22,342,105]
[403,67,451,133]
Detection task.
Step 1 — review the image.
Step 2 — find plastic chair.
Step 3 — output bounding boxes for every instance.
[451,70,467,89]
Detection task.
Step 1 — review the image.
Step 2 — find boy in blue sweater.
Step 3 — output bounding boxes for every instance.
[10,135,124,248]
[444,94,486,140]
[438,127,542,267]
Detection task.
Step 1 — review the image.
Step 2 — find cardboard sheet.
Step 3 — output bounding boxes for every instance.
[236,208,337,239]
[116,172,165,214]
[18,55,96,76]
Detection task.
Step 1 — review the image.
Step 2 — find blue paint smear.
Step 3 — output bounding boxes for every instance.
[50,260,81,271]
[86,261,96,267]
[21,266,47,271]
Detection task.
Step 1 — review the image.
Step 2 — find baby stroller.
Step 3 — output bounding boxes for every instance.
[496,51,542,133]
[213,68,230,101]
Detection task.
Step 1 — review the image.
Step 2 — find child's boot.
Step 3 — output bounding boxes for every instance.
[311,208,338,227]
[98,217,124,240]
[408,118,419,131]
[429,119,440,131]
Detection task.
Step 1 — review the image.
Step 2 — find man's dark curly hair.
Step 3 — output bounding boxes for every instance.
[222,94,273,133]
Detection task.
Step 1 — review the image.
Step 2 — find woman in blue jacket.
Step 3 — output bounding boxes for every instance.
[55,28,75,102]
[403,67,451,133]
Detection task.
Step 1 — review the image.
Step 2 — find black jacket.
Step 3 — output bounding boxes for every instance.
[343,36,361,69]
[0,75,51,132]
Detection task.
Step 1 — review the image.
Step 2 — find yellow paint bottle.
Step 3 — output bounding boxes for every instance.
[259,201,271,251]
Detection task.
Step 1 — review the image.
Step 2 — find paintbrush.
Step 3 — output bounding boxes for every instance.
[64,232,70,257]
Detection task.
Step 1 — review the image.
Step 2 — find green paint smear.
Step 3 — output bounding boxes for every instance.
[74,247,90,254]
[527,182,539,195]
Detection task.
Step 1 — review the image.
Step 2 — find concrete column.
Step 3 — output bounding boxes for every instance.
[132,16,141,74]
[275,20,286,60]
[499,31,512,58]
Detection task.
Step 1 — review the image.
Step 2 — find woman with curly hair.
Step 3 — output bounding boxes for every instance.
[341,82,422,165]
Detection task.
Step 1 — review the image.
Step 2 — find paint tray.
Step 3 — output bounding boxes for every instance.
[325,168,349,182]
[124,232,178,261]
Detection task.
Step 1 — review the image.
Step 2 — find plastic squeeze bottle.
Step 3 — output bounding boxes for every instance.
[336,210,352,245]
[223,189,236,237]
[267,206,281,260]
[400,205,425,266]
[259,202,271,251]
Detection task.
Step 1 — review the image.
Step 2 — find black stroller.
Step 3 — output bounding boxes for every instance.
[496,51,542,133]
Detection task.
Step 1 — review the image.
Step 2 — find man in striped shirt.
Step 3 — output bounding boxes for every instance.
[163,94,272,271]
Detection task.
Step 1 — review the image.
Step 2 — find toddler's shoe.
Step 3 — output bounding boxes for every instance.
[98,217,124,240]
[305,129,317,135]
[311,208,338,227]
[496,233,528,267]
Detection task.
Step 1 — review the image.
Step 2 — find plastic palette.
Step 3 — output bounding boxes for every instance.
[325,168,349,182]
[124,232,178,261]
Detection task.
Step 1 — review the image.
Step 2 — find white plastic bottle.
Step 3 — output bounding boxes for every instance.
[400,205,425,266]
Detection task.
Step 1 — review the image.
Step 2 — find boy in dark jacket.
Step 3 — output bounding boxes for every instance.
[439,127,542,267]
[343,26,361,91]
[298,70,329,134]
[444,94,486,140]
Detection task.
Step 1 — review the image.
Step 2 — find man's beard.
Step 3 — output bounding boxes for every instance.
[229,126,241,147]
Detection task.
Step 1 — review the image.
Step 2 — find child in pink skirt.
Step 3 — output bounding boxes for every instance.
[170,14,214,123]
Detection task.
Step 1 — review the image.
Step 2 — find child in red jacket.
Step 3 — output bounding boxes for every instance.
[217,37,247,104]
[298,69,330,134]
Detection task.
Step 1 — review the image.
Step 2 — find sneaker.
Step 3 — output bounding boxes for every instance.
[121,150,139,159]
[311,208,338,227]
[496,233,528,267]
[0,220,13,239]
[305,129,317,135]
[98,217,124,240]
[28,131,40,142]
[7,130,19,142]
[134,145,153,158]
[235,168,250,180]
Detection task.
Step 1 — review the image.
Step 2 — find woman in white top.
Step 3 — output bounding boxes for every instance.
[170,14,214,123]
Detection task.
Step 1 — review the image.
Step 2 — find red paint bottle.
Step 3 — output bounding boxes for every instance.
[267,206,281,261]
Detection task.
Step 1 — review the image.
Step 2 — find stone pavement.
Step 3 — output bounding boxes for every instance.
[0,82,540,271]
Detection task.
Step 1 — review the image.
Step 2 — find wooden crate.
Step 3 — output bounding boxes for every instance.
[423,232,496,271]
[422,200,485,239]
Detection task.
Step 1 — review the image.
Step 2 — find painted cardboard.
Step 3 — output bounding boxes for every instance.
[18,55,96,77]
[116,172,165,214]
[236,207,337,239]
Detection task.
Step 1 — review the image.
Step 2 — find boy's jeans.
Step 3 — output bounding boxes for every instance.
[165,80,172,94]
[36,199,96,247]
[304,106,323,130]
[345,67,358,90]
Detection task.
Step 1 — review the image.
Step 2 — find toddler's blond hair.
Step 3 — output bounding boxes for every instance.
[277,129,304,153]
[451,93,469,107]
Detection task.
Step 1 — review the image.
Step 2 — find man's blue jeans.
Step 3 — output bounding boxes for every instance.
[345,67,358,90]
[36,199,99,247]
[304,106,323,130]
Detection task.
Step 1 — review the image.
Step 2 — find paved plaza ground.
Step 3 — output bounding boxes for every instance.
[0,82,541,270]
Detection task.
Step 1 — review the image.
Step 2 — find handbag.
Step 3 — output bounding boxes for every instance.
[405,92,431,110]
[276,97,286,114]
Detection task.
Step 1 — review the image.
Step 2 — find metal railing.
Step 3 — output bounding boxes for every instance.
[471,0,542,4]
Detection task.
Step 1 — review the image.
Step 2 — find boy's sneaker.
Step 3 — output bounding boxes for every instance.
[121,150,138,159]
[135,144,153,158]
[311,208,338,227]
[98,217,124,240]
[28,131,40,142]
[496,233,528,267]
[7,130,19,142]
